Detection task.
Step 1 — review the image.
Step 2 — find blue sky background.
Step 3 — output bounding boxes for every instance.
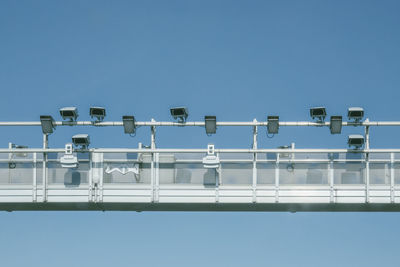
[1,1,400,266]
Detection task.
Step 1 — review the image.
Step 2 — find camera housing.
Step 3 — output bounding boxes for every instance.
[90,107,106,121]
[310,107,327,122]
[348,107,364,122]
[72,134,90,148]
[60,107,78,121]
[348,134,365,149]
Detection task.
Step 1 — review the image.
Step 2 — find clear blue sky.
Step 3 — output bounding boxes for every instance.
[1,1,400,266]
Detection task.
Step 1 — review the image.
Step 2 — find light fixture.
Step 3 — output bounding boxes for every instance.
[348,107,364,122]
[310,107,327,122]
[40,115,56,134]
[267,116,279,134]
[348,134,364,149]
[205,116,217,135]
[60,107,78,121]
[122,115,136,134]
[330,116,342,134]
[72,134,90,149]
[90,107,106,121]
[170,107,188,122]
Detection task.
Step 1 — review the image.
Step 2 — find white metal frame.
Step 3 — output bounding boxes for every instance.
[0,117,399,211]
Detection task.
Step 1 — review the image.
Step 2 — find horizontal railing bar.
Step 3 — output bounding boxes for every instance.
[0,148,400,153]
[2,158,396,164]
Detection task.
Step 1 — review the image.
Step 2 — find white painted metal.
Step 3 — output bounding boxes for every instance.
[275,153,279,203]
[5,148,400,154]
[155,152,159,202]
[329,158,334,203]
[252,120,258,203]
[42,134,48,202]
[366,154,370,203]
[33,152,37,202]
[2,117,400,211]
[391,153,395,203]
[2,119,400,127]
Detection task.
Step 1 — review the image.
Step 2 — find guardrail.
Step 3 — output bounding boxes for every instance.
[0,148,400,211]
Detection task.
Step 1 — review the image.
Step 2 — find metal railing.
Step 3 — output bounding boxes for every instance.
[0,149,399,197]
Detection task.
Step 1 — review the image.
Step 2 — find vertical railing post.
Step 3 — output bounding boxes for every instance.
[365,123,370,203]
[89,151,93,202]
[329,155,334,203]
[365,153,370,203]
[215,152,221,203]
[99,152,104,202]
[91,152,103,203]
[155,152,159,203]
[391,153,395,203]
[275,153,280,203]
[252,119,258,203]
[33,152,37,202]
[151,119,156,202]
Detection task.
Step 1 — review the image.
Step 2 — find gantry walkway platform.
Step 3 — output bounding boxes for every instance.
[2,148,400,212]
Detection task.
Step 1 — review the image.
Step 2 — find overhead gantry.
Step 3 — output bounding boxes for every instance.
[1,106,400,211]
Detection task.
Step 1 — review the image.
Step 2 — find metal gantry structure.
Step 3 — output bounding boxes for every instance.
[2,106,400,212]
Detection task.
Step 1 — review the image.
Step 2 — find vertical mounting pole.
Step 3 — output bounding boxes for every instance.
[43,134,48,149]
[151,118,156,149]
[252,119,258,150]
[42,134,48,202]
[365,119,370,150]
[364,120,370,203]
[252,119,258,203]
[8,142,12,184]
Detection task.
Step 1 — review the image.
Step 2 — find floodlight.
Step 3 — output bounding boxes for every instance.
[330,116,342,134]
[170,107,188,122]
[348,134,364,149]
[90,107,106,121]
[267,116,279,134]
[40,115,56,134]
[122,115,136,134]
[310,107,326,121]
[72,134,90,148]
[348,107,364,122]
[205,116,217,135]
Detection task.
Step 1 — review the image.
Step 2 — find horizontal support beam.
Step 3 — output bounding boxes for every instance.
[1,120,400,127]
